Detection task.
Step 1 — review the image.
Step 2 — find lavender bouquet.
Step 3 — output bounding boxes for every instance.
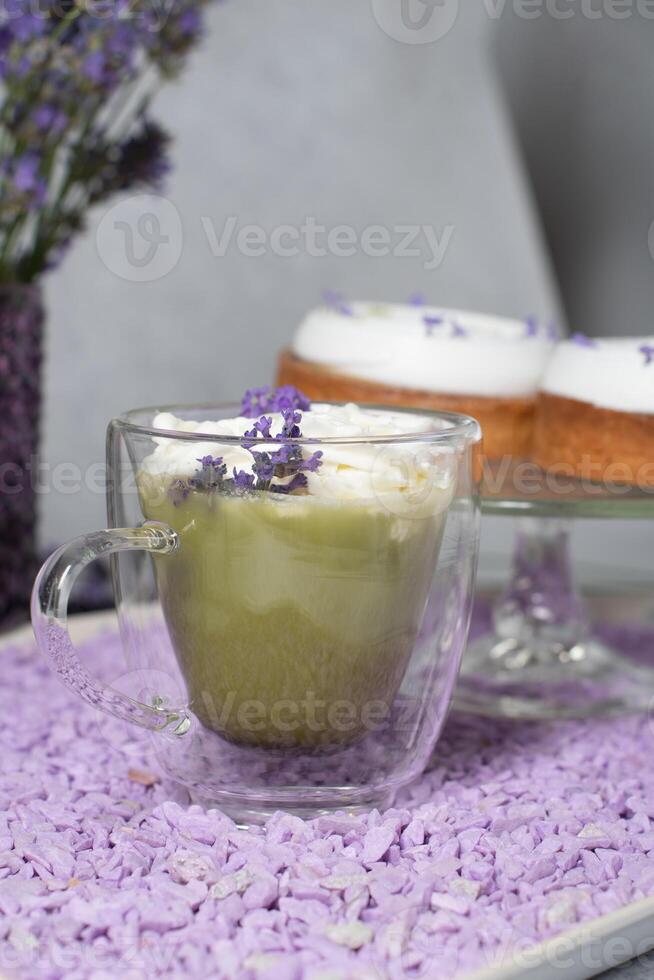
[0,1,216,623]
[0,0,214,282]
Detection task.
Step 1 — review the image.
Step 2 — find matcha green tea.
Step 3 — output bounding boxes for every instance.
[139,479,446,749]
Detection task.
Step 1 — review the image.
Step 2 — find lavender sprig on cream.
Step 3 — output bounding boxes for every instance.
[244,408,324,495]
[140,388,454,515]
[164,388,325,502]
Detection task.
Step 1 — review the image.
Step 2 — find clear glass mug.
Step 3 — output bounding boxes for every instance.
[32,403,481,822]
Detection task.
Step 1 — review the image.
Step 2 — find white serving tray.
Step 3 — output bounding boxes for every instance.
[466,895,654,980]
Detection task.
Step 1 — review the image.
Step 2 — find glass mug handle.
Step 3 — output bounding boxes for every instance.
[31,522,188,734]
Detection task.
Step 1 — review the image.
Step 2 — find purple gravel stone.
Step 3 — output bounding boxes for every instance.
[524,857,558,884]
[279,896,329,925]
[243,875,278,910]
[288,880,330,903]
[4,618,654,978]
[580,851,606,886]
[167,850,217,884]
[362,825,396,866]
[177,813,218,845]
[596,848,623,876]
[431,892,470,915]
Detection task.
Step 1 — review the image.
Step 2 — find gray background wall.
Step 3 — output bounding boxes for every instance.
[494,7,654,338]
[41,0,654,577]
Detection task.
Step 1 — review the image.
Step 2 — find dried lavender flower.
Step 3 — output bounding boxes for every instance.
[170,389,323,502]
[639,344,654,366]
[241,386,311,419]
[193,455,227,491]
[169,479,191,508]
[0,0,217,282]
[423,315,443,337]
[278,408,302,440]
[244,415,273,442]
[271,472,308,494]
[303,451,324,473]
[571,333,598,348]
[323,290,354,317]
[113,121,172,192]
[232,469,255,492]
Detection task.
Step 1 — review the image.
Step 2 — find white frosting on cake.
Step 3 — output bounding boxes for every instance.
[140,403,458,513]
[541,337,654,414]
[291,303,557,398]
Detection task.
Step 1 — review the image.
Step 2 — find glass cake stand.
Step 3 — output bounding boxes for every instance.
[455,461,654,720]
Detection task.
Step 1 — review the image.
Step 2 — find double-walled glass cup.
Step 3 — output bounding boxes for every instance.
[33,404,481,821]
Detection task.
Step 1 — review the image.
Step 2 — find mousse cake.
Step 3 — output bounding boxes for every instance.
[277,301,556,459]
[534,335,654,488]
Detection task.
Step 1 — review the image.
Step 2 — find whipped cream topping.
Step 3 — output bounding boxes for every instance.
[140,403,458,513]
[541,337,654,414]
[291,303,557,398]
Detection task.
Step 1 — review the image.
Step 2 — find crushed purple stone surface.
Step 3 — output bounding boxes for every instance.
[3,625,654,978]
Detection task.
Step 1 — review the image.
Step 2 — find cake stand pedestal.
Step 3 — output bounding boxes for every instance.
[455,463,654,719]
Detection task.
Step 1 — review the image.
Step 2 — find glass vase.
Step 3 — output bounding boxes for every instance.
[0,284,44,627]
